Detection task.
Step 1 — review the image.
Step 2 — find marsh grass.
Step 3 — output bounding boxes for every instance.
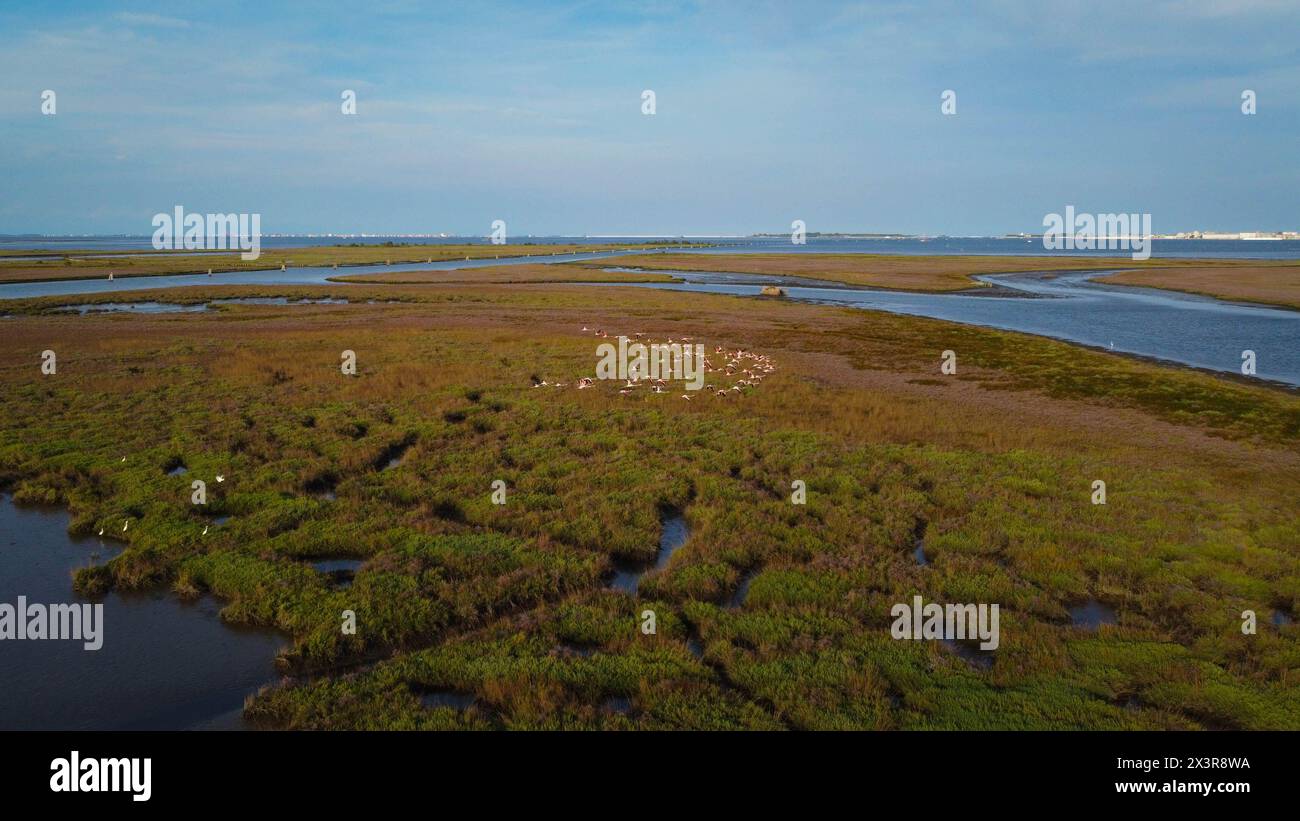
[0,242,704,284]
[1,280,1296,729]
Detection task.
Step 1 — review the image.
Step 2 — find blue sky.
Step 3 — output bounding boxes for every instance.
[1,0,1297,235]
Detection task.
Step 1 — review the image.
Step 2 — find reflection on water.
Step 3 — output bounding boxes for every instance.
[942,639,995,670]
[310,558,363,589]
[685,635,704,658]
[211,297,348,307]
[0,495,287,730]
[728,568,757,608]
[311,558,362,574]
[57,301,208,314]
[655,515,689,570]
[56,297,349,314]
[608,512,689,595]
[1068,600,1118,628]
[557,641,597,658]
[602,696,633,715]
[0,251,641,301]
[417,689,476,710]
[377,441,413,471]
[601,269,1300,386]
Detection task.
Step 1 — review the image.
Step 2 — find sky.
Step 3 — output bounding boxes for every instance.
[1,0,1297,236]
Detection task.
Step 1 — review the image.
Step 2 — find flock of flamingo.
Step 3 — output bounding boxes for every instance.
[529,327,777,400]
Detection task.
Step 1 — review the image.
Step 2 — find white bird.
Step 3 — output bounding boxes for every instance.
[120,456,126,463]
[215,475,225,483]
[98,528,104,536]
[122,520,129,532]
[202,525,209,536]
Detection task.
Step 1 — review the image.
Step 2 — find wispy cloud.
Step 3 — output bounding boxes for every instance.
[0,1,1295,234]
[114,12,191,29]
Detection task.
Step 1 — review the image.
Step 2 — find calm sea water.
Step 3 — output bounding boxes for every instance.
[0,235,732,255]
[599,268,1300,386]
[0,495,287,730]
[3,235,1300,259]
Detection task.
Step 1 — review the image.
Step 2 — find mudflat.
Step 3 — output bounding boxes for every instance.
[588,252,1300,305]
